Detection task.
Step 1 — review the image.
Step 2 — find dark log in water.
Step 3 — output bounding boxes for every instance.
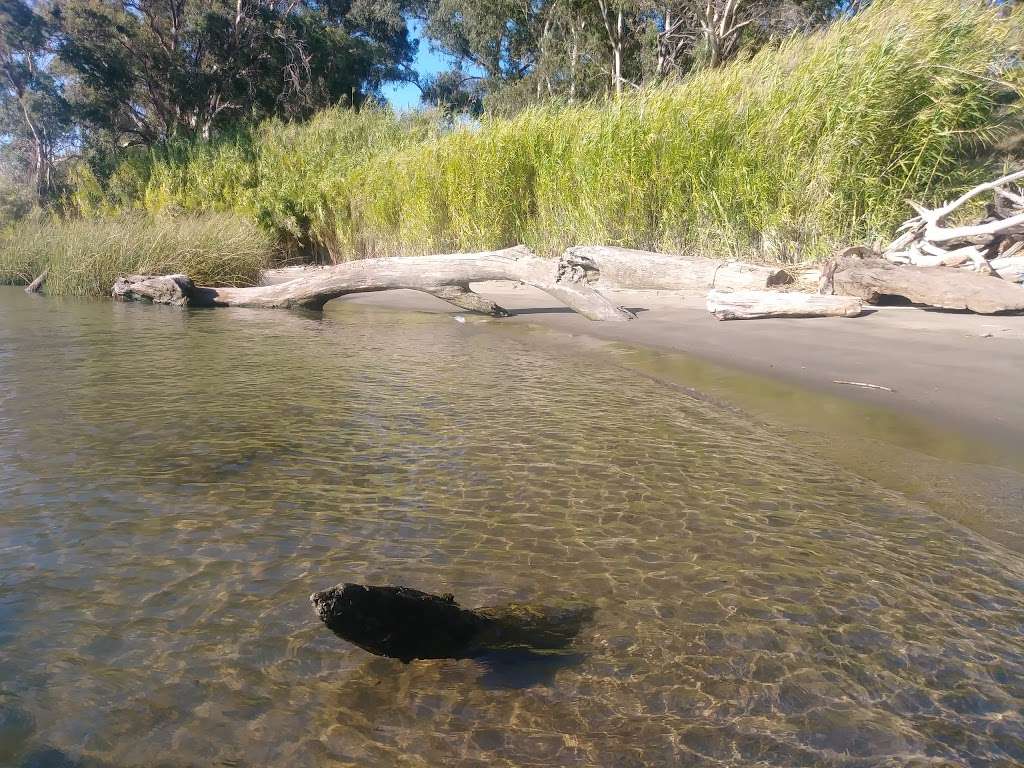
[310,583,594,663]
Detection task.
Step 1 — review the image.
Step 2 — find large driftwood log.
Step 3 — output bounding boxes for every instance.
[561,246,792,291]
[707,289,863,320]
[112,246,635,321]
[310,583,594,663]
[822,256,1024,314]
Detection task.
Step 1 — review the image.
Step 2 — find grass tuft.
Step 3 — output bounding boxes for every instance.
[0,213,273,296]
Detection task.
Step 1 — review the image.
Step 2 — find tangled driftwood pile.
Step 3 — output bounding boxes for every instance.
[710,171,1024,319]
[881,170,1024,281]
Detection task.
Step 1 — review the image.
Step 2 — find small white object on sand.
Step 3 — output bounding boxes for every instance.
[832,380,894,392]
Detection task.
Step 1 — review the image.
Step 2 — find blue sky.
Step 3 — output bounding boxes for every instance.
[380,22,453,111]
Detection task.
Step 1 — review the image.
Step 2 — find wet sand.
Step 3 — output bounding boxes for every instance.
[332,282,1024,452]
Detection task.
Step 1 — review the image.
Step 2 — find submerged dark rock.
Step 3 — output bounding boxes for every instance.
[310,583,594,663]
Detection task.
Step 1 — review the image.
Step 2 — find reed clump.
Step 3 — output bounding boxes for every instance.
[0,213,272,296]
[73,0,1020,265]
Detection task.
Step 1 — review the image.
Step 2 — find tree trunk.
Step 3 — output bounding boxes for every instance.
[613,10,623,97]
[598,1,624,98]
[561,246,792,291]
[23,268,49,294]
[707,289,863,320]
[821,256,1024,314]
[2,64,49,200]
[112,246,636,321]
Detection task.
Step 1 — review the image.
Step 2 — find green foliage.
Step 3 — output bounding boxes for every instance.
[77,107,443,260]
[419,0,842,110]
[52,0,418,146]
[362,0,1021,261]
[70,0,1021,264]
[0,175,37,224]
[0,213,272,295]
[1,0,75,200]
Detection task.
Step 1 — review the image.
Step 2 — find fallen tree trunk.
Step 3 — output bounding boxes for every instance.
[707,289,863,320]
[821,256,1024,314]
[310,583,594,663]
[112,246,635,322]
[561,246,792,291]
[24,268,48,294]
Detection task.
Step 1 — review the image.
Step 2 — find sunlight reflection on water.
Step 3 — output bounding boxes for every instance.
[0,289,1022,767]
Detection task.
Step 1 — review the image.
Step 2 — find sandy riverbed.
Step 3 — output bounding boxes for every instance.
[320,280,1024,450]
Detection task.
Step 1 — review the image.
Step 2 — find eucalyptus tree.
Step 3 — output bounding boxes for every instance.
[50,0,421,145]
[0,0,74,200]
[420,0,847,111]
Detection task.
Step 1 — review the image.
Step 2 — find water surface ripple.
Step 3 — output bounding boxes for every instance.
[0,289,1022,767]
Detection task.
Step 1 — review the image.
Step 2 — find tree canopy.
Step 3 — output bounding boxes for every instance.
[54,0,419,144]
[418,1,855,113]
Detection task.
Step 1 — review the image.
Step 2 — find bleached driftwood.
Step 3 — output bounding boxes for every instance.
[821,255,1024,314]
[561,246,791,291]
[112,246,636,321]
[24,268,48,294]
[833,380,893,392]
[882,171,1024,281]
[707,289,863,320]
[907,170,1024,246]
[990,255,1024,283]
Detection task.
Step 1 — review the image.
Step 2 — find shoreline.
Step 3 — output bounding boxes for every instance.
[331,281,1024,458]
[329,283,1024,553]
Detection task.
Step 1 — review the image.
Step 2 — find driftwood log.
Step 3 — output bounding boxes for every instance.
[310,584,594,663]
[23,268,48,294]
[561,246,792,291]
[112,246,635,321]
[707,289,863,320]
[821,255,1024,314]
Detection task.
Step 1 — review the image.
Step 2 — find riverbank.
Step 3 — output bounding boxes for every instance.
[332,282,1024,453]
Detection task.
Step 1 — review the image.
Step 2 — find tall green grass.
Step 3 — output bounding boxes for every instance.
[73,107,442,261]
[0,213,272,296]
[75,0,1021,264]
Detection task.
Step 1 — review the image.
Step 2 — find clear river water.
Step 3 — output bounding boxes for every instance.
[1,287,1022,768]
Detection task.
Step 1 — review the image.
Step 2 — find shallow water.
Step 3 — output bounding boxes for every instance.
[1,288,1022,768]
